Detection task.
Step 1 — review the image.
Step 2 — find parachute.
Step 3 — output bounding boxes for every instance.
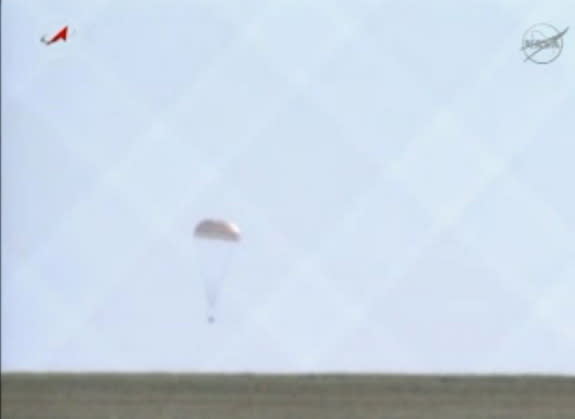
[194,219,241,323]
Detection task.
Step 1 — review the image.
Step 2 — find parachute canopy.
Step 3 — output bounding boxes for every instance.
[194,219,241,242]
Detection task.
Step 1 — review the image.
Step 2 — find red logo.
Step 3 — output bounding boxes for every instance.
[41,26,69,45]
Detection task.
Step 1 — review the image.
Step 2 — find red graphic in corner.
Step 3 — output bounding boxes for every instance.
[41,26,69,45]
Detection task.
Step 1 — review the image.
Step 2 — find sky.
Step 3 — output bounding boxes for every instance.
[1,0,574,373]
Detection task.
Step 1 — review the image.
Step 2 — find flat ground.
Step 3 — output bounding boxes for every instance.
[2,374,575,419]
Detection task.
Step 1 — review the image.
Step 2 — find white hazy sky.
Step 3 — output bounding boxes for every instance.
[2,0,574,374]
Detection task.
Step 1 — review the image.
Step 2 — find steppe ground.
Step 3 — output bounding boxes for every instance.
[2,374,575,419]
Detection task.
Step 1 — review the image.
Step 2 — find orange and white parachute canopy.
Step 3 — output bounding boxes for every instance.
[194,219,241,242]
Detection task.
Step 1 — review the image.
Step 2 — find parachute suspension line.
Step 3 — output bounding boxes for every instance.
[196,241,235,309]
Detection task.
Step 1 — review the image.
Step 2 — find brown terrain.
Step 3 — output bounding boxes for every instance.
[2,373,575,419]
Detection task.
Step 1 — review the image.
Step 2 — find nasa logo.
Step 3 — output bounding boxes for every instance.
[521,23,569,64]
